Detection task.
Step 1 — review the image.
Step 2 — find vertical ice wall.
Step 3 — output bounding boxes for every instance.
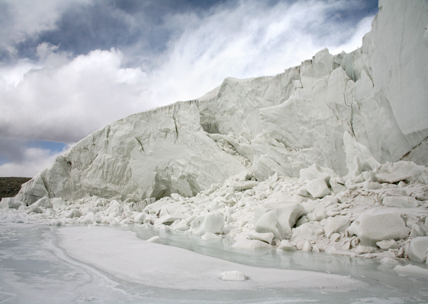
[16,0,428,205]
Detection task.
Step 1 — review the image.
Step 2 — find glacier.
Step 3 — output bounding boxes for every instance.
[2,0,428,272]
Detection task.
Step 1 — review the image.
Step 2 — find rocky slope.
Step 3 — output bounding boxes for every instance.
[0,177,31,200]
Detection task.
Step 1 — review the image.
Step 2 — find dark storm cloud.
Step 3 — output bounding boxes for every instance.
[6,0,235,65]
[14,1,155,62]
[0,136,25,164]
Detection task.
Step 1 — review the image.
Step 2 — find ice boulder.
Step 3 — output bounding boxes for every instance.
[248,231,274,244]
[299,164,333,182]
[347,213,410,246]
[201,232,220,240]
[380,258,399,266]
[376,240,399,250]
[254,202,306,239]
[107,200,123,217]
[277,240,296,251]
[231,180,259,191]
[410,224,426,238]
[202,212,225,233]
[51,197,67,210]
[254,210,281,239]
[376,173,411,184]
[305,179,330,198]
[291,223,317,241]
[275,203,307,236]
[232,239,273,250]
[330,177,347,193]
[133,213,146,224]
[81,212,96,224]
[343,132,380,178]
[301,240,312,252]
[376,162,428,185]
[66,209,83,218]
[33,197,53,209]
[394,265,428,277]
[191,212,224,235]
[408,237,428,263]
[159,213,183,225]
[28,205,44,214]
[220,271,247,281]
[383,196,419,208]
[147,236,160,243]
[1,197,25,209]
[323,216,351,238]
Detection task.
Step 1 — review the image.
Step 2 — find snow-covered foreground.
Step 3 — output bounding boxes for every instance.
[58,226,363,291]
[1,216,428,303]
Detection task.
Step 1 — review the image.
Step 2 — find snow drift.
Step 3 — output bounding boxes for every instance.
[3,0,428,263]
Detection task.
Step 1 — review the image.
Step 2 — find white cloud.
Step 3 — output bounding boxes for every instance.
[0,48,148,143]
[0,0,92,56]
[0,146,68,177]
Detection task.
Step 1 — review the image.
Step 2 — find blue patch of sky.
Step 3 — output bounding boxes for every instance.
[0,156,8,165]
[15,0,177,63]
[0,140,67,166]
[26,140,67,154]
[325,0,379,23]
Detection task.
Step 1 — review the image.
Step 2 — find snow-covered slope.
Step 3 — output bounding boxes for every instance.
[4,0,428,263]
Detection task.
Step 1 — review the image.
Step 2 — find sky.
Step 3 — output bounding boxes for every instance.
[0,0,378,177]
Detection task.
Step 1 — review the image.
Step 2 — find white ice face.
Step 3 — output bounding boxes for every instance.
[13,1,428,207]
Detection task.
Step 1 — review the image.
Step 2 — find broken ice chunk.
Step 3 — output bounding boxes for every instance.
[301,240,312,252]
[408,237,428,263]
[2,197,25,209]
[324,216,350,238]
[394,265,428,277]
[255,210,281,239]
[277,240,296,251]
[33,197,53,208]
[248,231,274,244]
[191,212,225,235]
[202,232,220,240]
[376,173,411,184]
[383,196,419,208]
[306,179,330,198]
[147,236,160,243]
[376,239,399,250]
[380,258,399,266]
[232,239,273,250]
[347,213,410,246]
[220,271,247,281]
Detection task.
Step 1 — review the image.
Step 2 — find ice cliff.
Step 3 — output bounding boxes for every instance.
[17,0,428,204]
[4,0,428,264]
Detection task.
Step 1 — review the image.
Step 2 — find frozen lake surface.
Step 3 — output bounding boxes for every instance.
[1,218,428,303]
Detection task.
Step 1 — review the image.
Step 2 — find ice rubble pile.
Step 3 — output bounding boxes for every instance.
[2,1,428,264]
[3,157,428,265]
